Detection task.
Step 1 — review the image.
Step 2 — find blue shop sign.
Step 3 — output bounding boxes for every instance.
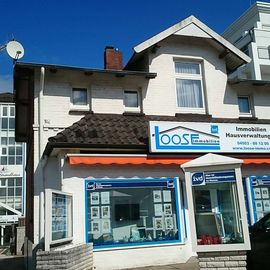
[250,175,270,186]
[192,171,236,186]
[86,178,175,190]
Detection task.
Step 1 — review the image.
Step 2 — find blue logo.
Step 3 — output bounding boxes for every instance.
[192,172,205,186]
[211,125,219,134]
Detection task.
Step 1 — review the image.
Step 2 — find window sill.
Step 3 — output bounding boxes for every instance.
[69,109,93,115]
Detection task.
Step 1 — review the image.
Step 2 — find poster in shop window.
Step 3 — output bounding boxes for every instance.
[261,188,269,199]
[163,190,171,202]
[263,200,270,212]
[164,204,172,216]
[91,220,100,234]
[101,192,110,204]
[154,204,163,216]
[165,217,174,230]
[91,206,100,219]
[101,206,110,218]
[154,217,164,230]
[255,200,263,212]
[153,190,162,203]
[91,192,100,205]
[254,188,262,199]
[101,219,111,233]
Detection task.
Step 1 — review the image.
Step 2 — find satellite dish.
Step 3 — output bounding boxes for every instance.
[6,40,24,60]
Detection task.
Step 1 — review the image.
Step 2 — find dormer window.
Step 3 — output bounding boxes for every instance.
[175,62,205,112]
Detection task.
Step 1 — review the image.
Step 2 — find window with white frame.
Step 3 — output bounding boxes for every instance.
[124,90,139,108]
[175,62,205,110]
[72,88,87,105]
[238,96,252,115]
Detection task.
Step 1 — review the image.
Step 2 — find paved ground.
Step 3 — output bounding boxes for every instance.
[124,257,199,270]
[0,255,199,270]
[0,255,24,270]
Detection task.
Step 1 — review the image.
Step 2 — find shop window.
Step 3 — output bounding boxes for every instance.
[175,62,205,111]
[193,172,244,245]
[85,178,182,248]
[44,190,73,250]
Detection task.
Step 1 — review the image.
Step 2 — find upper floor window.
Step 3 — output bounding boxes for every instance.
[1,105,15,131]
[124,90,138,108]
[238,96,252,115]
[72,88,87,106]
[175,62,204,110]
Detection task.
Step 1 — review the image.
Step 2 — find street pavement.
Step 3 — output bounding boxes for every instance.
[0,255,24,270]
[0,255,199,270]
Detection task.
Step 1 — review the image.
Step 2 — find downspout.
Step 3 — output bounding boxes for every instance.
[39,67,46,245]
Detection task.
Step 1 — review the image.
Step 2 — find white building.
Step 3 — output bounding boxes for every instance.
[0,93,25,249]
[223,1,270,81]
[14,15,270,270]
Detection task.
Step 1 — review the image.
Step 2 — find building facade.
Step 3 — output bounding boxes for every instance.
[14,15,270,270]
[0,93,25,248]
[223,1,270,80]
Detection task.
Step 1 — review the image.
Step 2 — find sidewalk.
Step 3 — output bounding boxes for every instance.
[124,257,199,270]
[0,255,24,270]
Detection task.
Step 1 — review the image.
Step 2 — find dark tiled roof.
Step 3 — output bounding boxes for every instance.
[0,92,13,103]
[45,112,270,155]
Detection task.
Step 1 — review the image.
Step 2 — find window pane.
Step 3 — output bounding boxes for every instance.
[124,91,138,108]
[8,188,14,196]
[72,88,87,105]
[176,79,203,108]
[193,181,244,245]
[175,62,200,74]
[2,148,7,155]
[10,107,15,117]
[15,188,22,196]
[16,146,22,155]
[86,179,180,247]
[1,118,8,130]
[2,107,8,116]
[8,147,15,155]
[9,118,15,130]
[9,137,15,145]
[238,97,250,113]
[8,157,15,165]
[15,178,22,186]
[16,156,22,165]
[0,189,6,196]
[1,137,7,145]
[1,157,7,165]
[8,179,15,186]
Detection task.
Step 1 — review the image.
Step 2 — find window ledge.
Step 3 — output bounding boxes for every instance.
[69,109,93,115]
[123,112,145,116]
[238,116,258,121]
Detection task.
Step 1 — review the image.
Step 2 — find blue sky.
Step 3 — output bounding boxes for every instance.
[0,0,268,92]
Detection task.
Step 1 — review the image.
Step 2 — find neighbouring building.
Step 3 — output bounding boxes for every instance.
[14,14,270,270]
[223,1,270,80]
[0,92,25,251]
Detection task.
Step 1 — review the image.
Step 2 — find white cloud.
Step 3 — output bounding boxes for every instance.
[0,74,13,93]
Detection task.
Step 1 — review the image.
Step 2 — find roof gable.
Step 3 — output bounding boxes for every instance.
[174,23,211,38]
[131,16,250,71]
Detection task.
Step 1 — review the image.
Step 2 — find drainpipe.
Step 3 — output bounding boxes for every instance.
[39,67,46,245]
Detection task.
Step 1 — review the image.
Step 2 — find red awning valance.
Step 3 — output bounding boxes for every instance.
[68,156,270,166]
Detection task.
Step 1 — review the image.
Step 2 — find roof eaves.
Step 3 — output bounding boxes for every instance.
[15,62,157,79]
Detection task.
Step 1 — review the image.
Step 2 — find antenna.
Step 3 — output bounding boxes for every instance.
[6,40,24,60]
[0,39,25,61]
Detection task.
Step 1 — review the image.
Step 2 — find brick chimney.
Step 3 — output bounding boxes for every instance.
[104,46,123,70]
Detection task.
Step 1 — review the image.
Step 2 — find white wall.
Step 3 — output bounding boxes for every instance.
[43,161,195,269]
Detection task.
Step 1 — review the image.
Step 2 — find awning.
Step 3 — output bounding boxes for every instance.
[68,155,270,165]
